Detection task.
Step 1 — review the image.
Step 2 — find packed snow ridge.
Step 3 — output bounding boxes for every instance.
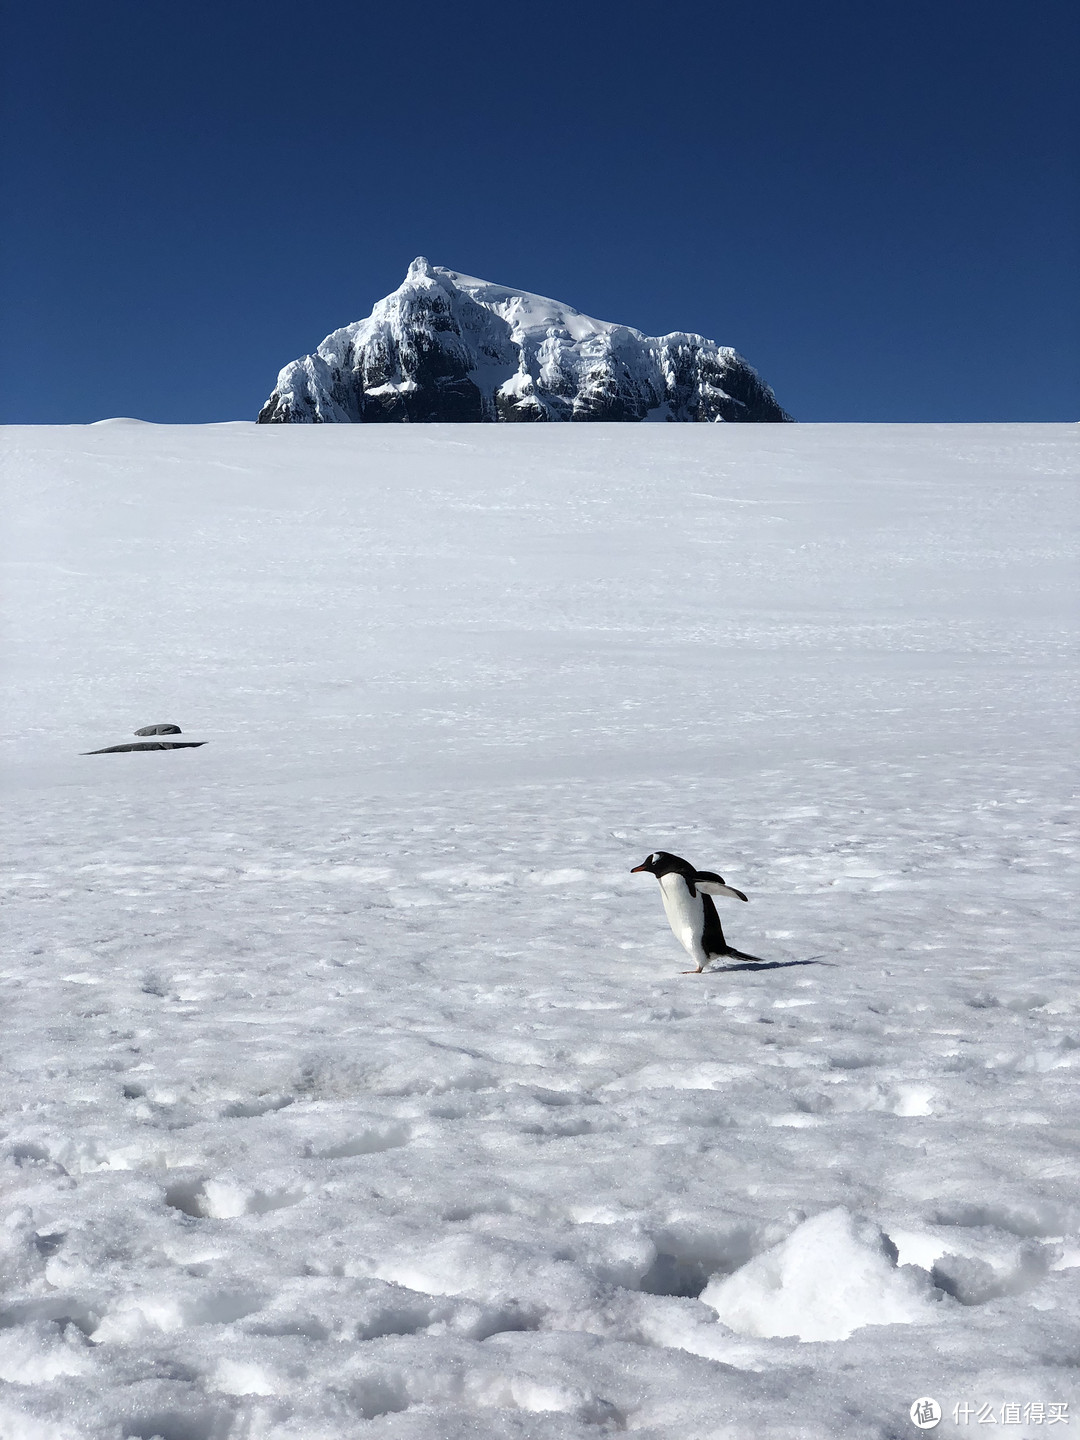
[258,257,791,424]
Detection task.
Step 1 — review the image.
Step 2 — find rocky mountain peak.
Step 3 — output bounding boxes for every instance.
[258,263,791,425]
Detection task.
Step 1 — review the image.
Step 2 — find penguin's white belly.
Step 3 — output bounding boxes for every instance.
[658,873,706,961]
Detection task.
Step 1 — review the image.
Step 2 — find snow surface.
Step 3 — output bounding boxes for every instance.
[1,420,1077,1439]
[420,257,627,343]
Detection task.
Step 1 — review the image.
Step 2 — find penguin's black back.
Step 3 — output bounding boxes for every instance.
[701,893,727,958]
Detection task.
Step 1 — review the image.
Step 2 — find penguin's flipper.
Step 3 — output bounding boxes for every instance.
[694,873,748,902]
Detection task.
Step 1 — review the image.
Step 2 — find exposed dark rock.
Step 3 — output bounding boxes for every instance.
[83,742,208,754]
[134,723,182,736]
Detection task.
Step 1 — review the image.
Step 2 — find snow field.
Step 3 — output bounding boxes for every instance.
[1,420,1077,1437]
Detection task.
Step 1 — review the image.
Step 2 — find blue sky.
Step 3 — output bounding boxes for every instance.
[2,0,1076,423]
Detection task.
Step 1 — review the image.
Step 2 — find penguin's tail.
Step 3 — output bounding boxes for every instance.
[721,946,770,965]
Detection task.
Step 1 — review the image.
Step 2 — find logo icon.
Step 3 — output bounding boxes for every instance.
[910,1398,942,1430]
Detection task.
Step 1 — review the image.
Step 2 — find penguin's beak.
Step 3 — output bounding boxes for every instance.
[630,862,650,874]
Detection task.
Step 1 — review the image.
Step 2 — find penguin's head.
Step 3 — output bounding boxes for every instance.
[631,851,690,877]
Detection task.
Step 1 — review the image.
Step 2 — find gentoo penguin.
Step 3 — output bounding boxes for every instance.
[631,851,763,972]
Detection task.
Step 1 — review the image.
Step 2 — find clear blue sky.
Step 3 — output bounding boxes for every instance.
[2,0,1076,423]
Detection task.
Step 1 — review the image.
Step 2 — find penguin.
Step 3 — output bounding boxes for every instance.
[630,851,765,972]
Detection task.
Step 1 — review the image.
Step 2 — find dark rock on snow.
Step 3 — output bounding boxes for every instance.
[83,741,208,754]
[134,723,182,735]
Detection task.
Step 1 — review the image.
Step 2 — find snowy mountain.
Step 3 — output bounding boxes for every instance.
[258,257,791,424]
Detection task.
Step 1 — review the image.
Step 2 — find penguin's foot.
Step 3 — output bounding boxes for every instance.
[681,967,705,974]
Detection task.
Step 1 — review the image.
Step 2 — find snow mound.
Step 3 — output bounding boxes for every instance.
[701,1207,932,1341]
